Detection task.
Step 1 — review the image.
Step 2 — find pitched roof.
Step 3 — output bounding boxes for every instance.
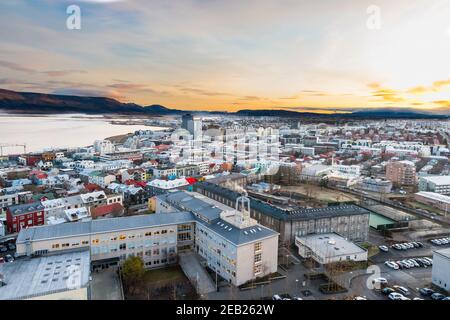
[90,203,124,218]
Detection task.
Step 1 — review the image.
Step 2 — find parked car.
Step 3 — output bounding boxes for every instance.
[442,297,450,300]
[413,298,424,300]
[431,293,446,300]
[419,288,435,296]
[393,286,410,296]
[372,277,388,285]
[385,261,399,270]
[379,245,389,252]
[382,287,395,295]
[7,243,16,251]
[272,294,282,300]
[293,296,303,300]
[0,246,7,253]
[354,296,367,300]
[389,292,405,300]
[5,254,14,263]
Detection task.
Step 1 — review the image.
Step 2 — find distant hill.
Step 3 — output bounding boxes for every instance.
[0,88,447,119]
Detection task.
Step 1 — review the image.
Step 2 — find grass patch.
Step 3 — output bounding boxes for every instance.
[144,266,185,283]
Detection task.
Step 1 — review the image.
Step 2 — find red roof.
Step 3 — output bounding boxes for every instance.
[185,177,197,185]
[125,179,147,187]
[29,171,48,179]
[84,183,102,192]
[90,203,124,218]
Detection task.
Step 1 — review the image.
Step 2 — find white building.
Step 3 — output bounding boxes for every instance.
[155,191,279,286]
[94,140,115,155]
[295,233,368,264]
[0,250,90,300]
[432,248,450,292]
[419,176,450,195]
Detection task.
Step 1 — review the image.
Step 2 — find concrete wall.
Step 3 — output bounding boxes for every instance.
[235,235,278,286]
[432,251,450,292]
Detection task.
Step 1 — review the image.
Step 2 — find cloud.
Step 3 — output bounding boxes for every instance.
[0,60,35,73]
[41,70,87,77]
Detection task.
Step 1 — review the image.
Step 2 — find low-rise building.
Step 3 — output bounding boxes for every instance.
[419,176,450,195]
[295,232,368,264]
[0,250,90,300]
[6,202,45,233]
[414,192,450,212]
[194,182,370,246]
[432,248,450,293]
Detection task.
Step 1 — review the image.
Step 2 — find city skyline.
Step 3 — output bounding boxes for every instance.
[1,0,450,113]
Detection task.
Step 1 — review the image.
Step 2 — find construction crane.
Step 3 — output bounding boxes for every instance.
[0,143,27,156]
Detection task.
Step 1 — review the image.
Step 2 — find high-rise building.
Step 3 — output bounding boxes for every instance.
[386,160,417,187]
[181,113,202,140]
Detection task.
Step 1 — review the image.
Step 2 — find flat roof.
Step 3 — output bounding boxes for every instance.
[0,250,90,300]
[421,175,450,185]
[296,233,367,258]
[416,191,450,204]
[434,248,450,260]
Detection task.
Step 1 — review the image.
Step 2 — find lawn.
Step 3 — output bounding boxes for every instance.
[281,185,358,203]
[144,265,186,283]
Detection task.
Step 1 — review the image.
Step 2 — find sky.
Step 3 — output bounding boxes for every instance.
[1,0,450,113]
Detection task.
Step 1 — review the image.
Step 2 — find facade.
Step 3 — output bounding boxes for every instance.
[181,113,202,140]
[16,190,279,286]
[152,164,199,179]
[386,160,417,187]
[295,233,368,264]
[121,168,147,182]
[94,140,115,155]
[155,191,279,286]
[88,172,116,188]
[358,177,392,193]
[432,248,450,292]
[6,202,45,233]
[419,176,450,195]
[194,182,370,245]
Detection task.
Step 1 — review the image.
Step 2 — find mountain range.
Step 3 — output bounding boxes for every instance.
[0,88,448,119]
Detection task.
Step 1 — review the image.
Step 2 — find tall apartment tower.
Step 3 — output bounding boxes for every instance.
[181,113,202,140]
[386,160,417,187]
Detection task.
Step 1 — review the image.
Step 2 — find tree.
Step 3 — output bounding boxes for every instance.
[122,256,145,295]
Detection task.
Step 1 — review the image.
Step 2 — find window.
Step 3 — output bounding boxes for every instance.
[92,239,99,244]
[254,253,262,263]
[254,242,262,252]
[119,243,126,250]
[52,244,60,249]
[254,264,262,275]
[153,248,160,255]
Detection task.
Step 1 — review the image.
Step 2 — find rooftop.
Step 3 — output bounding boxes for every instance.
[8,202,45,216]
[0,250,90,300]
[17,212,195,243]
[415,191,450,204]
[434,248,450,260]
[421,175,450,185]
[296,232,367,258]
[195,182,370,221]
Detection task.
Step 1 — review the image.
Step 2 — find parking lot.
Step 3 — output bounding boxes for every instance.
[0,238,17,263]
